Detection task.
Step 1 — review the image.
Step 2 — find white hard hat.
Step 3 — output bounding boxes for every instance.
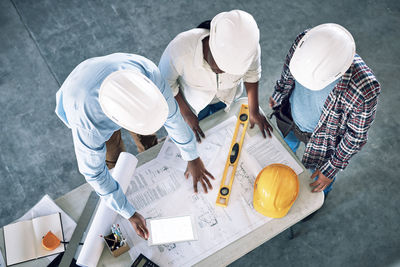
[209,10,260,75]
[99,69,169,135]
[289,23,356,91]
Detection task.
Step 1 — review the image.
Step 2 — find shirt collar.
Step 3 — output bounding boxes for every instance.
[334,60,354,95]
[194,30,211,69]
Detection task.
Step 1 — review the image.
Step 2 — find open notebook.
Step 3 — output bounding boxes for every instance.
[3,213,65,266]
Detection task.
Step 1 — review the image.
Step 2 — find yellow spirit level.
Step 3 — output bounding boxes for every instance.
[216,104,249,207]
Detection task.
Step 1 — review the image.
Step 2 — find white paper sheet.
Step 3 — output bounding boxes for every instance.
[16,194,76,262]
[244,133,304,175]
[115,117,275,266]
[155,116,237,172]
[3,220,36,266]
[125,160,186,210]
[76,152,138,267]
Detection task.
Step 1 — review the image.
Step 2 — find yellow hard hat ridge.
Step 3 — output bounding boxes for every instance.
[253,164,299,218]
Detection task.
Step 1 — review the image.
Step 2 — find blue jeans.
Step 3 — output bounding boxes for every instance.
[198,102,227,121]
[284,130,335,194]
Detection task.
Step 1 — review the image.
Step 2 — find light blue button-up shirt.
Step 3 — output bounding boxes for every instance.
[55,53,198,219]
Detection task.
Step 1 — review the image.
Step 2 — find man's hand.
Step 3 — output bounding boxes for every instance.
[269,96,277,108]
[310,169,332,192]
[175,91,205,143]
[244,82,272,138]
[185,157,215,193]
[128,212,149,240]
[182,109,205,143]
[249,111,273,138]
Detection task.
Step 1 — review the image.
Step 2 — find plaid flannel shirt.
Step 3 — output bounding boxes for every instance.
[272,31,381,179]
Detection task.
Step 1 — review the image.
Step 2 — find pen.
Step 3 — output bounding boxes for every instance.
[100,235,117,243]
[100,235,117,250]
[60,241,84,245]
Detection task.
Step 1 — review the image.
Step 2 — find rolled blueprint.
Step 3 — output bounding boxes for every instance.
[76,152,138,267]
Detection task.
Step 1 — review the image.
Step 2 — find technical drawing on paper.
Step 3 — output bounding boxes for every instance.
[191,194,218,228]
[116,116,290,266]
[155,117,237,173]
[244,133,303,175]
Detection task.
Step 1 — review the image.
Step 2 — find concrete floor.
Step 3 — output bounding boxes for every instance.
[1,0,399,266]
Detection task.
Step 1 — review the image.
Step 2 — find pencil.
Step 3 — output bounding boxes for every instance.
[100,235,116,242]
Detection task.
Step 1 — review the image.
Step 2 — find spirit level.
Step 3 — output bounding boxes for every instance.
[216,104,249,207]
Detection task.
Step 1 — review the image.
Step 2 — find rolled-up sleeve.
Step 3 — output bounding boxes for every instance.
[71,127,135,219]
[243,44,262,83]
[159,46,181,96]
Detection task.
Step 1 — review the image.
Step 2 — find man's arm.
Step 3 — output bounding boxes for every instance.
[245,81,272,137]
[71,128,135,218]
[71,127,149,239]
[241,45,272,137]
[309,92,379,192]
[319,86,380,179]
[152,67,215,193]
[158,45,181,97]
[175,90,205,142]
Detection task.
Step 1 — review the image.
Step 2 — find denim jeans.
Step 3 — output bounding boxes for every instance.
[197,102,227,121]
[284,130,335,194]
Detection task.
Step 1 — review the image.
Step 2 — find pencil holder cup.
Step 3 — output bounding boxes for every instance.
[103,233,130,257]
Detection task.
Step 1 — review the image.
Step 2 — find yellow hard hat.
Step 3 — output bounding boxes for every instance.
[253,164,299,218]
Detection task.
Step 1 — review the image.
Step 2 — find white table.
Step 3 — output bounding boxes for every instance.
[0,98,324,267]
